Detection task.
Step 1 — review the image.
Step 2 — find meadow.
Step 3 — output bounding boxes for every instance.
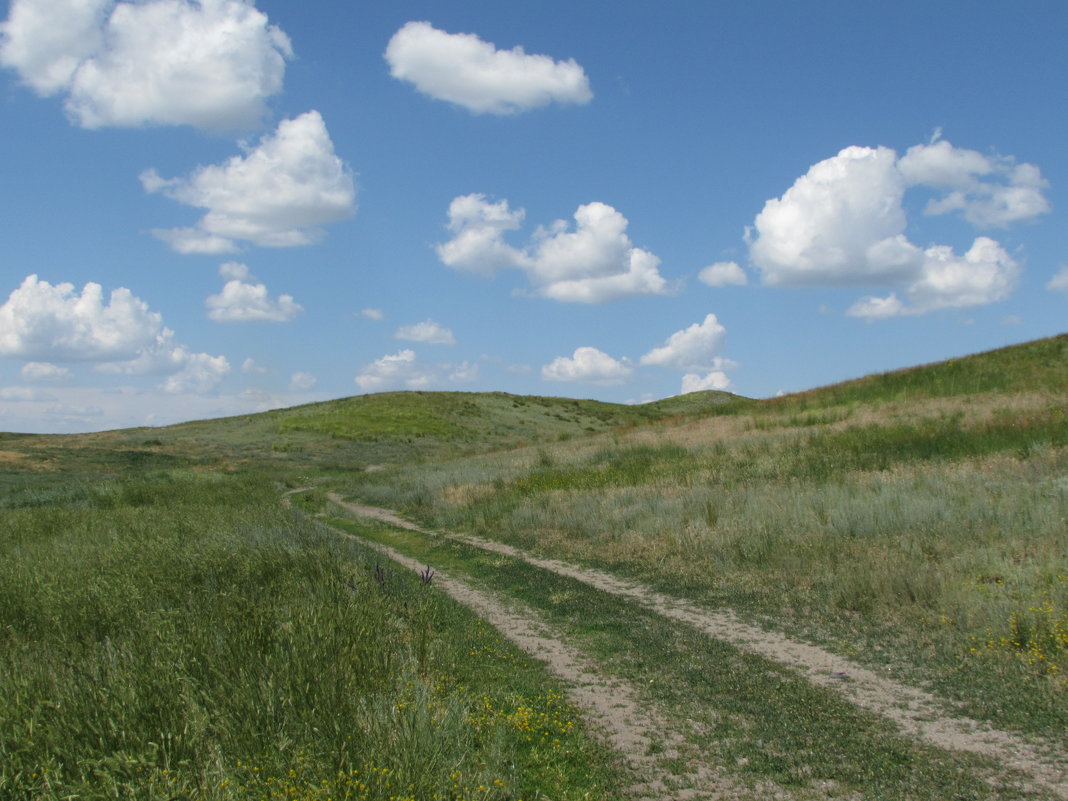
[1,333,1065,799]
[0,469,620,800]
[343,335,1068,740]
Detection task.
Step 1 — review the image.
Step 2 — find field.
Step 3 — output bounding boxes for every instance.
[1,334,1066,799]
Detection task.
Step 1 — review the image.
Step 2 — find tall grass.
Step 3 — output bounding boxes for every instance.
[0,471,618,800]
[342,390,1068,738]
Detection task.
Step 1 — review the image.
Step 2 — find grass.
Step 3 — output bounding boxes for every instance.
[330,513,1039,801]
[0,470,621,800]
[335,339,1068,742]
[1,332,1065,797]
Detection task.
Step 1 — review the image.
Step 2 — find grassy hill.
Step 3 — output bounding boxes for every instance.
[332,334,1068,737]
[0,388,739,485]
[1,333,1065,800]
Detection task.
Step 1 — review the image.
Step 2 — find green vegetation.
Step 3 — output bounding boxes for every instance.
[340,335,1068,741]
[1,332,1065,798]
[0,470,619,800]
[752,332,1068,412]
[330,516,1028,801]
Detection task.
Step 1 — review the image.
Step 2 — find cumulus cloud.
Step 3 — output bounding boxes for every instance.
[898,138,1049,228]
[0,274,166,361]
[846,237,1019,319]
[1,0,292,130]
[698,261,747,287]
[360,307,385,321]
[394,319,455,345]
[205,264,302,323]
[681,371,731,393]
[354,349,478,392]
[21,361,70,382]
[241,356,268,374]
[436,194,528,275]
[640,314,729,372]
[0,274,229,392]
[1046,266,1068,292]
[749,146,919,287]
[437,195,668,303]
[385,21,591,115]
[541,347,633,385]
[748,141,1041,318]
[143,110,356,252]
[527,203,668,303]
[0,0,110,95]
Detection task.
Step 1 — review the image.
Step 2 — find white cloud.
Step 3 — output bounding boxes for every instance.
[0,0,110,95]
[150,228,240,255]
[749,142,1038,319]
[1047,266,1068,292]
[681,371,731,393]
[698,261,747,287]
[159,351,230,394]
[219,261,250,280]
[241,356,268,374]
[541,347,633,385]
[289,371,316,392]
[206,280,302,322]
[0,274,165,361]
[1,0,292,130]
[844,293,905,320]
[385,21,591,115]
[354,349,477,392]
[360,307,385,321]
[527,203,668,303]
[437,195,668,303]
[436,194,528,276]
[21,361,71,382]
[847,237,1019,319]
[640,313,729,372]
[0,274,229,392]
[898,139,1049,228]
[749,145,919,287]
[143,110,356,252]
[394,319,455,345]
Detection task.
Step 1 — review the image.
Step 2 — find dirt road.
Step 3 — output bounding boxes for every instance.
[324,492,1068,800]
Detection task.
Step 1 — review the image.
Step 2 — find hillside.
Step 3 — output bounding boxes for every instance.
[2,333,1066,800]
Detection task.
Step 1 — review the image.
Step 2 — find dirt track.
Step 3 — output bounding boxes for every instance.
[323,492,1068,800]
[280,490,745,799]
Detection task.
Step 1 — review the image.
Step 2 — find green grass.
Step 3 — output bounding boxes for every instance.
[1,332,1065,798]
[333,338,1068,744]
[331,514,1040,801]
[753,333,1068,412]
[0,471,621,800]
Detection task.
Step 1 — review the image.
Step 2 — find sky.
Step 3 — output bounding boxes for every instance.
[1,0,1066,434]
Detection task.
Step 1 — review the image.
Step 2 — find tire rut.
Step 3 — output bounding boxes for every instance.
[326,493,1068,800]
[287,490,747,800]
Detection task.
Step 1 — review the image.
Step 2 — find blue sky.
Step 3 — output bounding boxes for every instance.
[1,0,1065,433]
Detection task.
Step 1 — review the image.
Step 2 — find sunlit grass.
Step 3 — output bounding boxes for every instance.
[0,471,620,800]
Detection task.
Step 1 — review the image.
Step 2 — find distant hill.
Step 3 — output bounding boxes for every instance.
[1,333,1063,473]
[0,389,739,474]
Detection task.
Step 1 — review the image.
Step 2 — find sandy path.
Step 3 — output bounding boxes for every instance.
[326,493,1068,800]
[280,490,744,800]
